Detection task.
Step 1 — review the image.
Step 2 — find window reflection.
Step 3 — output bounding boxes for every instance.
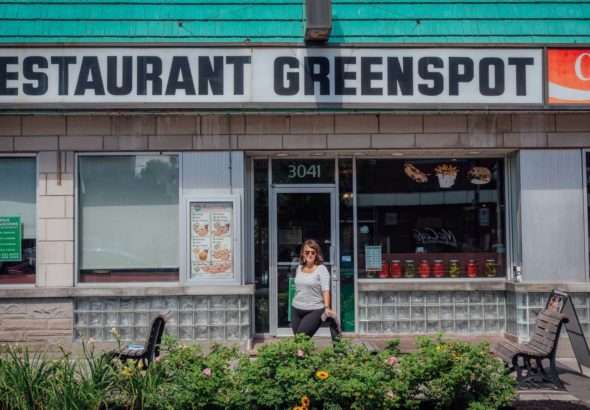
[78,155,179,282]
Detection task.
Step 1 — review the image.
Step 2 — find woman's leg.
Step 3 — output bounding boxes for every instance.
[291,306,303,335]
[294,308,325,337]
[327,317,342,341]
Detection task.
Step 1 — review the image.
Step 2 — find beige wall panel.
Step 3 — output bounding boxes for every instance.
[290,115,334,134]
[423,115,467,133]
[0,116,21,136]
[67,116,111,136]
[335,114,378,134]
[246,115,289,134]
[22,116,65,136]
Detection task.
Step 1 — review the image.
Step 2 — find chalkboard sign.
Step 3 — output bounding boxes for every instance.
[546,289,590,370]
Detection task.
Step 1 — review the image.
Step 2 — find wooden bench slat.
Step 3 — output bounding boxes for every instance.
[537,311,566,325]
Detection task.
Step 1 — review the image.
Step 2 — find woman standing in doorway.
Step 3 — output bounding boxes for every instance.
[291,239,341,341]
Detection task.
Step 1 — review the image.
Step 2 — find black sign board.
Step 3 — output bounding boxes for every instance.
[272,159,335,184]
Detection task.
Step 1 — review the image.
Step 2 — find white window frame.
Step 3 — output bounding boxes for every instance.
[74,152,182,288]
[353,153,512,282]
[0,153,38,288]
[582,149,590,282]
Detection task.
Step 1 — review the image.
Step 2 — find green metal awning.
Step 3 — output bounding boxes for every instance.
[0,0,589,44]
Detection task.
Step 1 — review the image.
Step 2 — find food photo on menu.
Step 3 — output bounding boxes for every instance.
[190,203,233,277]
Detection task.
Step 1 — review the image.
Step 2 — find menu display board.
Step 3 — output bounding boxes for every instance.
[0,216,22,262]
[190,202,233,278]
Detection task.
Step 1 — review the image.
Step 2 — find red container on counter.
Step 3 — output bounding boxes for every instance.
[378,262,389,278]
[433,259,445,278]
[389,260,402,278]
[419,259,430,278]
[467,259,478,278]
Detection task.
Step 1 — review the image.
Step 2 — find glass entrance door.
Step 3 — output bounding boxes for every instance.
[270,188,338,336]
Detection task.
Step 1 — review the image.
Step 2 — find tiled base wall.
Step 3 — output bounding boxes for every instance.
[74,295,252,342]
[358,291,506,335]
[358,290,590,344]
[515,292,590,342]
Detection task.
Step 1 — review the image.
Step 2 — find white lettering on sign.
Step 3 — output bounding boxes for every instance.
[575,53,590,81]
[288,164,321,179]
[413,227,458,248]
[0,48,543,106]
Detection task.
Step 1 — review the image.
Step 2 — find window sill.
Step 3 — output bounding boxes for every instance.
[0,273,35,285]
[0,284,255,299]
[79,271,179,283]
[358,278,508,291]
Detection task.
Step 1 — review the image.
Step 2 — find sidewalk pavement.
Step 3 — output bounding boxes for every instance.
[517,359,590,407]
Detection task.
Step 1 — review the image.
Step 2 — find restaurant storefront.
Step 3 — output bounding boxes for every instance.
[1,2,590,353]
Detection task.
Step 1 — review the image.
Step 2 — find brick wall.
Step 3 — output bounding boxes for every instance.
[1,113,589,155]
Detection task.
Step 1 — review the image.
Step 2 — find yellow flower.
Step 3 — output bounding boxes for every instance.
[292,407,304,410]
[120,367,133,379]
[315,370,329,380]
[300,395,310,407]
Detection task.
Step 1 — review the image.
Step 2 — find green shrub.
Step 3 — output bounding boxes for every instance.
[0,346,54,410]
[0,335,515,410]
[394,335,515,410]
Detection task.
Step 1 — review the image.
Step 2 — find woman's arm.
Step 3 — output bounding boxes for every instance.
[322,290,331,309]
[320,266,335,314]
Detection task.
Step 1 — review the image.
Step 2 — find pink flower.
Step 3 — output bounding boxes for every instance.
[296,349,305,358]
[386,356,398,366]
[202,367,212,377]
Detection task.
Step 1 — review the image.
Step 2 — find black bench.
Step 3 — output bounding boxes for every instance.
[111,315,166,368]
[494,309,568,388]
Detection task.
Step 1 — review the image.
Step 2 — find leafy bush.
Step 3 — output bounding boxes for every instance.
[0,335,515,410]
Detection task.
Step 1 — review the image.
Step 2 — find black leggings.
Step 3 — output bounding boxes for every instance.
[291,306,341,341]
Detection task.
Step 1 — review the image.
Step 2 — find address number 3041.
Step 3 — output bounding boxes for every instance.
[288,164,321,179]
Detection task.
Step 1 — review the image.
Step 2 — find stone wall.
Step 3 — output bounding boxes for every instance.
[0,298,73,350]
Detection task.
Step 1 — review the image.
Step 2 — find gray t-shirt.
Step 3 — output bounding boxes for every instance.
[292,264,331,310]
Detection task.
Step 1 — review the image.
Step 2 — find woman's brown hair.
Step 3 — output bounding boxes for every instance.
[299,239,324,265]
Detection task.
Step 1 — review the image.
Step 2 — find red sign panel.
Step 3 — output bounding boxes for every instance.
[548,49,590,104]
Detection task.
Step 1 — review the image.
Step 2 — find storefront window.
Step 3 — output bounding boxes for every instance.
[339,159,355,331]
[78,155,179,282]
[0,157,36,284]
[587,152,590,271]
[356,158,506,279]
[253,159,269,333]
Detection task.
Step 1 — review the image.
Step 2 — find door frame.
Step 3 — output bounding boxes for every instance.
[269,186,340,336]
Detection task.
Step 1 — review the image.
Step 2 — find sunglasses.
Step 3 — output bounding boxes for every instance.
[304,250,316,255]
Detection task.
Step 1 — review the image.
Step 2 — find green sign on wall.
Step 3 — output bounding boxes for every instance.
[0,216,22,262]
